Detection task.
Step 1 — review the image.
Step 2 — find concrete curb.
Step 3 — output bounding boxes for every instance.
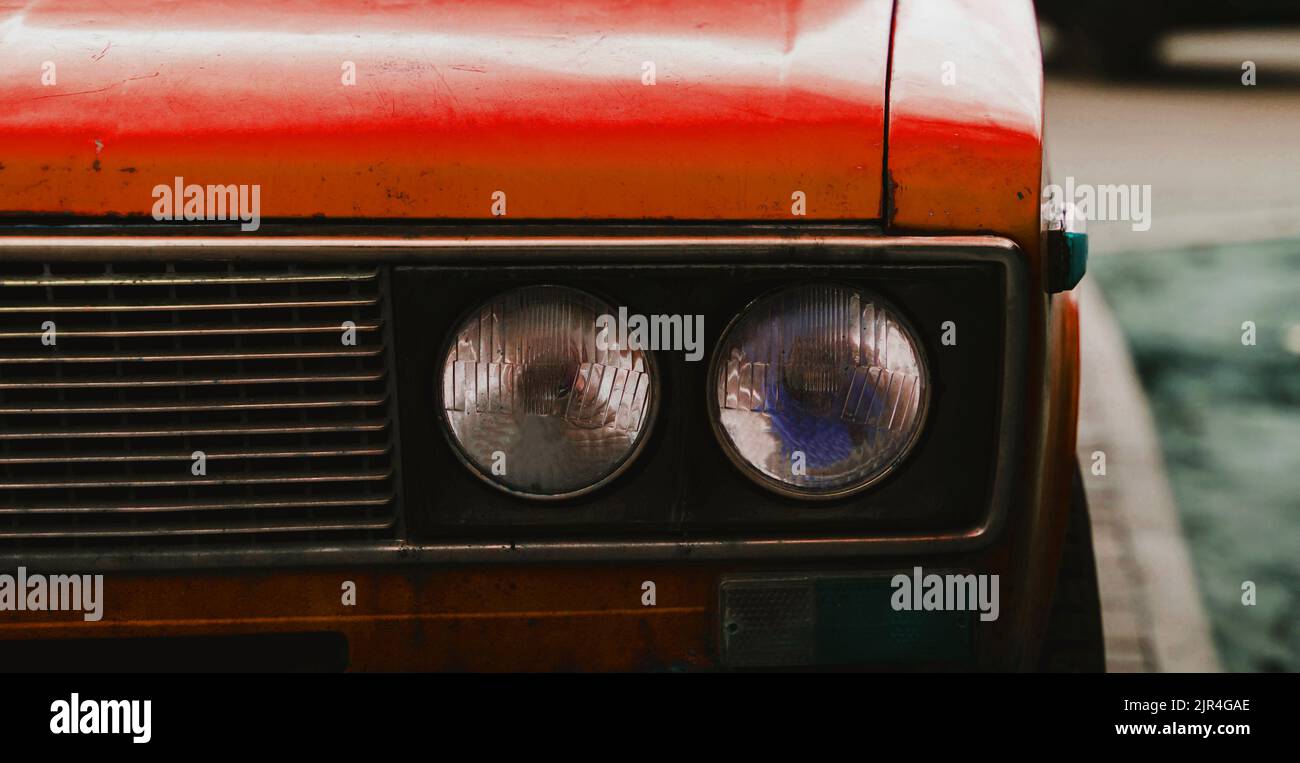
[1076,279,1222,672]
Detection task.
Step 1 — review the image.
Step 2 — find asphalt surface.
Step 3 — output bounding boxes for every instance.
[1045,29,1300,254]
[1046,30,1300,672]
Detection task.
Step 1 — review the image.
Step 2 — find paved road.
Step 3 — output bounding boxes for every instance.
[1045,30,1300,254]
[1076,280,1221,672]
[1046,32,1300,671]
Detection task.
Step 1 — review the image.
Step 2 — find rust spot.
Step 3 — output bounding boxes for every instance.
[92,159,101,172]
[884,168,900,225]
[118,167,137,173]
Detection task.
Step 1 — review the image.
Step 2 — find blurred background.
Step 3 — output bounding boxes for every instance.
[1037,2,1300,672]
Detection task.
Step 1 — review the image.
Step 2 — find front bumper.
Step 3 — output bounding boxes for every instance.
[0,558,1027,671]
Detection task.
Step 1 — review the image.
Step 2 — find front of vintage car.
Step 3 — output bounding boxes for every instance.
[0,0,1084,670]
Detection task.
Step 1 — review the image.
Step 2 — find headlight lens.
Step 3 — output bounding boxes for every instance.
[440,285,657,499]
[709,283,929,498]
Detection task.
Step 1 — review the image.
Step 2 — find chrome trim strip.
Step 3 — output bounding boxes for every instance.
[2,233,1010,262]
[0,230,1026,570]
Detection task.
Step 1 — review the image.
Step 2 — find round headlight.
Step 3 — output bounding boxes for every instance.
[709,283,929,499]
[440,285,657,499]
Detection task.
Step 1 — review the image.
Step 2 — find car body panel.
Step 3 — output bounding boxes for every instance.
[886,0,1044,258]
[0,562,1025,671]
[0,0,890,220]
[886,0,1081,664]
[0,0,1085,672]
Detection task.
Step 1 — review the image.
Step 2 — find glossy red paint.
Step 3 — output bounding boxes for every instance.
[0,0,890,220]
[885,0,1044,255]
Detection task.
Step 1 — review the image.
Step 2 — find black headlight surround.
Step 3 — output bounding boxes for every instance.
[393,258,1010,541]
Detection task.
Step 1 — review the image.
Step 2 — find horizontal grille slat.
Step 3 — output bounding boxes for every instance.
[0,321,381,339]
[0,421,388,440]
[0,469,391,489]
[0,395,386,415]
[0,269,378,287]
[0,517,395,539]
[0,494,396,515]
[0,348,382,363]
[0,370,387,390]
[0,262,399,548]
[0,296,379,313]
[0,445,391,465]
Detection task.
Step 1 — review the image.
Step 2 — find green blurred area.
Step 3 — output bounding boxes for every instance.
[1091,241,1300,672]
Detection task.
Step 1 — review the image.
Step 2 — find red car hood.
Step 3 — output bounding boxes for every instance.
[0,0,891,222]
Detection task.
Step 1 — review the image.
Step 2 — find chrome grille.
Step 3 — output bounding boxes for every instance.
[0,263,398,547]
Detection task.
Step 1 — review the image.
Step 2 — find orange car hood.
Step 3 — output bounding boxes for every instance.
[0,0,892,222]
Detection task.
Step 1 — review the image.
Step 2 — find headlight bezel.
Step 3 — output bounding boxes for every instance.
[706,281,933,501]
[393,251,1016,547]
